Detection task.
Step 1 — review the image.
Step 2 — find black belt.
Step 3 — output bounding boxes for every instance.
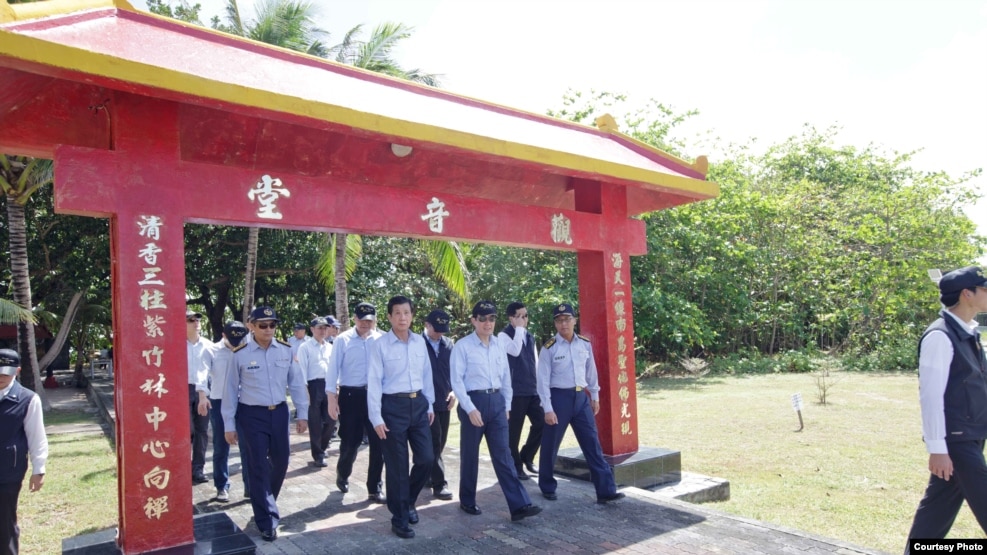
[383,391,422,398]
[241,401,286,411]
[552,386,584,392]
[339,385,367,390]
[308,378,326,384]
[468,388,500,395]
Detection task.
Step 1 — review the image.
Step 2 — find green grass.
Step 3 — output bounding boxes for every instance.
[19,414,117,554]
[626,372,984,553]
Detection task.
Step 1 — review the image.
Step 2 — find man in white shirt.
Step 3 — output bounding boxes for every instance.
[297,317,335,468]
[186,308,213,485]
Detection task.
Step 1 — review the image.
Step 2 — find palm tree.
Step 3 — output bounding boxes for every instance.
[1,155,51,409]
[0,298,35,325]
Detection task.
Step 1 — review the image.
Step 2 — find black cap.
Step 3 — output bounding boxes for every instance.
[939,266,987,295]
[249,306,279,322]
[293,322,307,331]
[0,348,19,376]
[426,310,451,333]
[309,317,329,328]
[324,315,342,328]
[552,303,576,318]
[354,302,377,320]
[471,300,496,317]
[223,321,248,347]
[185,308,202,320]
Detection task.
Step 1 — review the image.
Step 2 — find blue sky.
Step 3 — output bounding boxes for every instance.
[132,0,987,240]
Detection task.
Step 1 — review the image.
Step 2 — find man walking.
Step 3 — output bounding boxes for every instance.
[498,301,543,480]
[186,308,213,485]
[368,296,435,538]
[905,266,987,551]
[297,316,335,468]
[424,309,455,500]
[204,321,249,502]
[536,303,623,505]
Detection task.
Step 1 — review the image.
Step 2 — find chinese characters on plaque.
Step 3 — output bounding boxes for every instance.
[611,252,633,436]
[136,215,171,520]
[248,175,290,220]
[421,197,449,233]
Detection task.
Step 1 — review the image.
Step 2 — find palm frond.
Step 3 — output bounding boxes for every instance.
[0,298,35,325]
[316,233,363,289]
[418,239,470,303]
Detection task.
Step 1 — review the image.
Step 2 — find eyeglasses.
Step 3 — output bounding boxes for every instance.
[474,315,497,323]
[186,319,199,323]
[254,322,277,330]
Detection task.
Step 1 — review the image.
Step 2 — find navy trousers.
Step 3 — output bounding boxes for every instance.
[429,410,451,490]
[458,391,532,512]
[509,394,544,470]
[0,481,21,555]
[336,386,384,493]
[538,388,617,498]
[306,379,336,462]
[236,402,290,534]
[380,394,434,527]
[188,384,209,475]
[905,439,987,552]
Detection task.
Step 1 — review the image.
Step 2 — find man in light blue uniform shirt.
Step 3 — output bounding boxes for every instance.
[327,302,386,502]
[451,300,542,522]
[368,295,435,539]
[223,306,309,542]
[204,321,249,502]
[297,316,334,468]
[536,302,623,505]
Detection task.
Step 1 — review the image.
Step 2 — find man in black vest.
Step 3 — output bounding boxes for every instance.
[423,309,455,500]
[0,349,48,555]
[498,301,544,480]
[905,266,987,551]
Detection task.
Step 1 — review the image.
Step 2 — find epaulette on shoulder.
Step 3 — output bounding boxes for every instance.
[277,338,291,347]
[577,334,591,343]
[543,338,556,349]
[231,343,247,353]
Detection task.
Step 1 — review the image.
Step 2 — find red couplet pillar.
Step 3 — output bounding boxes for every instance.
[573,179,639,457]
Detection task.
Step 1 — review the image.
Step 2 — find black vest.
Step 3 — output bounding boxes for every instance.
[502,325,537,396]
[424,333,454,411]
[919,311,987,442]
[0,381,33,484]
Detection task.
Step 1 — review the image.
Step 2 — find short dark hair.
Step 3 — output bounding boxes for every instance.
[387,295,415,315]
[505,302,526,317]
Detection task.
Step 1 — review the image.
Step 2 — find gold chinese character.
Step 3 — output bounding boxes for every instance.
[621,421,632,435]
[141,440,170,459]
[617,371,628,384]
[143,315,165,338]
[617,335,626,352]
[615,318,626,333]
[614,300,625,318]
[618,386,630,401]
[139,290,167,310]
[611,252,623,269]
[140,373,168,398]
[143,466,171,490]
[142,346,164,367]
[143,496,169,520]
[617,354,627,370]
[145,407,167,431]
[614,270,625,286]
[621,402,632,419]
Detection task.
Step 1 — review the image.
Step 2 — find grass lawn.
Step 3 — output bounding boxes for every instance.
[626,372,984,553]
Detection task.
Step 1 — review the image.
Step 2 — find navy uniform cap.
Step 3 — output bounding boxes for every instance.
[939,266,987,294]
[310,317,329,328]
[0,348,19,377]
[293,322,307,331]
[472,300,496,317]
[354,302,377,320]
[552,303,576,318]
[249,306,280,322]
[426,309,451,333]
[223,321,249,347]
[324,315,342,328]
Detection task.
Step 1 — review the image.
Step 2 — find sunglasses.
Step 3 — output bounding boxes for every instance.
[474,315,497,323]
[254,322,277,330]
[186,318,199,323]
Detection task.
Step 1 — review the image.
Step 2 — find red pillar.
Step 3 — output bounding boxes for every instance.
[574,179,638,457]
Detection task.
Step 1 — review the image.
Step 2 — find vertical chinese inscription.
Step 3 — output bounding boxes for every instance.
[136,215,171,518]
[611,252,633,435]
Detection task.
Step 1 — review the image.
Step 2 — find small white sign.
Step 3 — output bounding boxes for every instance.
[791,393,803,412]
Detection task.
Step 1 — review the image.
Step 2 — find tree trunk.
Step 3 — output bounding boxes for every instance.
[6,200,49,410]
[38,291,83,372]
[334,232,349,331]
[242,226,259,322]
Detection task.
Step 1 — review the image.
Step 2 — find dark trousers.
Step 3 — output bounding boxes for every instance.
[0,481,22,555]
[538,388,617,498]
[209,399,230,492]
[189,384,209,475]
[429,410,451,490]
[336,386,384,493]
[380,394,434,527]
[509,394,544,470]
[458,391,532,512]
[905,439,987,552]
[307,379,336,462]
[236,402,290,534]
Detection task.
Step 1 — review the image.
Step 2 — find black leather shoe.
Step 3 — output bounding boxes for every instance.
[408,508,419,524]
[336,478,349,493]
[260,529,278,542]
[515,467,530,480]
[597,491,626,504]
[368,491,386,504]
[312,459,328,468]
[542,491,557,501]
[192,473,208,484]
[524,462,538,474]
[510,504,543,522]
[433,487,453,501]
[459,503,482,515]
[391,524,415,539]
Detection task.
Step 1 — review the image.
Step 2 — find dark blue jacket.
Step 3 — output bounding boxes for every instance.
[424,332,454,412]
[0,381,33,484]
[920,311,987,442]
[502,325,538,397]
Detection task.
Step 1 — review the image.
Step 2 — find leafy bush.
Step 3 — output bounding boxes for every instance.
[840,336,918,372]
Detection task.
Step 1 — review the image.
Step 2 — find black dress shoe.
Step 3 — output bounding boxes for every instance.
[459,503,482,515]
[542,491,557,501]
[391,524,415,539]
[336,478,349,493]
[312,459,328,468]
[192,473,208,484]
[524,462,538,474]
[515,467,530,480]
[433,487,453,501]
[408,508,419,524]
[597,491,626,504]
[368,491,386,504]
[510,504,543,522]
[260,529,278,541]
